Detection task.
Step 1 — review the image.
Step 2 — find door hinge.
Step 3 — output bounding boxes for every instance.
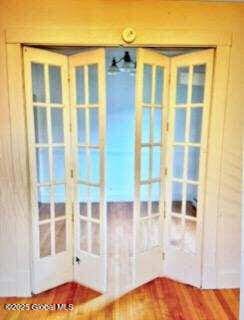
[163,201,166,219]
[162,252,165,260]
[166,122,169,132]
[164,168,168,176]
[69,123,72,133]
[168,72,171,86]
[71,203,74,222]
[70,169,74,178]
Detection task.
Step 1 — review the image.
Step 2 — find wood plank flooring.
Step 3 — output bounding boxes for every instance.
[0,278,239,320]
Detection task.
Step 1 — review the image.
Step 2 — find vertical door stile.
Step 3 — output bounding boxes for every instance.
[66,57,74,269]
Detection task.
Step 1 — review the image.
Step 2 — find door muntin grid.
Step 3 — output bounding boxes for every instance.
[74,63,102,257]
[169,63,206,254]
[138,63,165,253]
[31,62,68,259]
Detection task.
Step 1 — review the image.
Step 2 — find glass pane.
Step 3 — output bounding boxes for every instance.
[143,64,152,103]
[151,216,160,247]
[91,222,100,255]
[79,185,88,217]
[139,220,150,252]
[140,184,149,217]
[36,147,50,183]
[55,220,66,253]
[186,184,198,218]
[173,146,184,179]
[49,65,62,104]
[31,63,45,103]
[88,64,98,104]
[189,107,203,143]
[78,147,88,181]
[77,108,86,144]
[54,185,65,217]
[171,181,183,214]
[170,216,182,248]
[80,219,88,251]
[187,147,200,181]
[152,146,161,179]
[34,107,48,143]
[151,182,160,214]
[153,108,162,143]
[176,66,189,104]
[141,147,150,181]
[174,108,186,142]
[76,66,85,104]
[51,108,64,143]
[89,108,99,145]
[141,107,151,144]
[38,186,50,220]
[53,147,65,183]
[90,149,100,183]
[191,65,206,103]
[154,66,164,105]
[90,186,100,220]
[39,223,51,257]
[184,220,196,253]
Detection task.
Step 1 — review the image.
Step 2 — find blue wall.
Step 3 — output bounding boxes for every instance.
[106,48,136,202]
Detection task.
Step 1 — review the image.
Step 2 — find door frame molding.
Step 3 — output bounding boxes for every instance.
[5,27,231,296]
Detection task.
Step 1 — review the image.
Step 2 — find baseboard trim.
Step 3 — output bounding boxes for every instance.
[0,279,16,297]
[217,271,240,289]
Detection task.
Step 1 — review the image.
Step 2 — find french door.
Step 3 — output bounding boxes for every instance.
[25,45,214,294]
[24,47,72,293]
[134,48,169,286]
[165,49,214,286]
[24,47,106,293]
[134,48,214,288]
[69,49,107,292]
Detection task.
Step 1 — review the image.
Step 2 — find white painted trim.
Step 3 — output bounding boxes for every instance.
[201,46,231,289]
[217,271,240,289]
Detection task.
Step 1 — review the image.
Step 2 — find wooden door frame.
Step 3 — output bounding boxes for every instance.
[5,27,231,296]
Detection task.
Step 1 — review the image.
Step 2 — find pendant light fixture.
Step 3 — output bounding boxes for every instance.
[107,51,136,76]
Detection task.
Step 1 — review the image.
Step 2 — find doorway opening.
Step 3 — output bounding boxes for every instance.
[23,45,214,295]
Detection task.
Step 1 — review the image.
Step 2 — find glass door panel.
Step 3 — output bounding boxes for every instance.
[69,48,106,292]
[134,48,169,287]
[24,46,72,294]
[165,49,214,287]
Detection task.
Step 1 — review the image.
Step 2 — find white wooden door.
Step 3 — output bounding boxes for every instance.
[69,49,107,292]
[134,48,169,286]
[164,49,214,287]
[24,47,72,293]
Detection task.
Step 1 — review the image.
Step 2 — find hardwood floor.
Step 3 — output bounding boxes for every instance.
[0,278,239,320]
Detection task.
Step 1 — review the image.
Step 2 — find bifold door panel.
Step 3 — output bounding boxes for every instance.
[134,48,169,286]
[69,49,107,292]
[24,47,106,293]
[165,49,214,286]
[24,47,72,293]
[24,46,214,294]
